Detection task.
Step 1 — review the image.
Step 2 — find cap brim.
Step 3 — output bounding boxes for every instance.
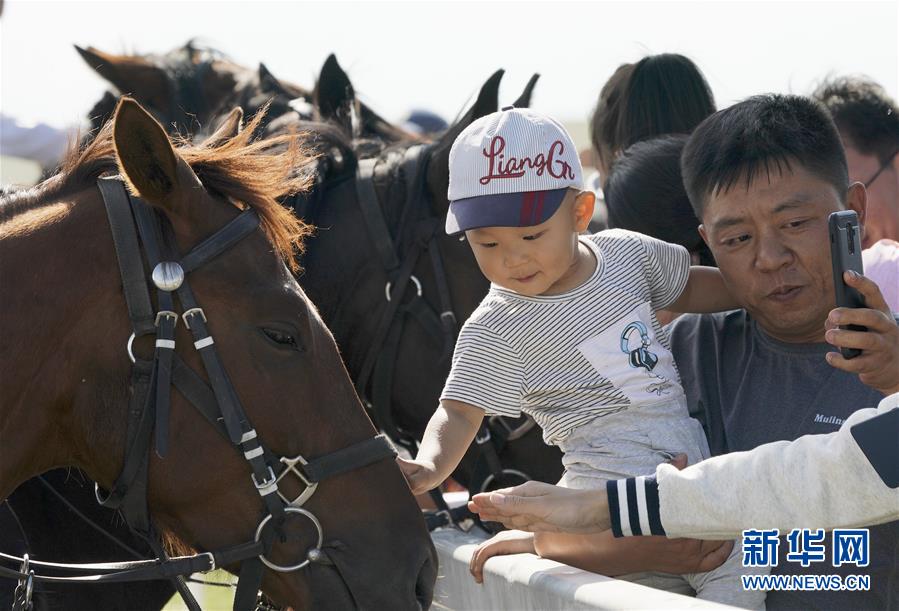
[445,188,569,236]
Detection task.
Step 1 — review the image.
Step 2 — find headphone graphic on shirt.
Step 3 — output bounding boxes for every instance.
[619,321,658,372]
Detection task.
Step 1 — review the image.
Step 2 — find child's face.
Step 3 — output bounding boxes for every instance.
[465,190,594,296]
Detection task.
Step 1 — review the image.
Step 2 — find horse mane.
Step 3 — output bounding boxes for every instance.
[6,107,314,272]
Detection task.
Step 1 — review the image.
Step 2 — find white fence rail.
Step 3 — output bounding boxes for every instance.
[431,528,738,611]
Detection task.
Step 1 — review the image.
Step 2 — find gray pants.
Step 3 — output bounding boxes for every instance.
[557,397,768,610]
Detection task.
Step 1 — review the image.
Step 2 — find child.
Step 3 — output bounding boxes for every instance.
[398,107,765,608]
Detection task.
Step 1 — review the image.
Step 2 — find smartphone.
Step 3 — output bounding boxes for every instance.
[828,210,866,359]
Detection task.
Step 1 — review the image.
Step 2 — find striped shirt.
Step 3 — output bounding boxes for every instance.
[440,229,691,444]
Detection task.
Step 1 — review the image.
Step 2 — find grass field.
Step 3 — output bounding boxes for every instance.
[161,571,236,611]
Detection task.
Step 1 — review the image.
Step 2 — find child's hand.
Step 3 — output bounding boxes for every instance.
[396,457,440,495]
[469,530,536,584]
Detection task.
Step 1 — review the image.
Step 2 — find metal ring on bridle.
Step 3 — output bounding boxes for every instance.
[479,469,532,493]
[385,275,422,302]
[126,333,136,364]
[254,507,323,572]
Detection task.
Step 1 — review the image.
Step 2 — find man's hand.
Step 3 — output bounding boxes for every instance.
[468,481,611,533]
[396,457,440,496]
[469,530,536,584]
[825,271,899,395]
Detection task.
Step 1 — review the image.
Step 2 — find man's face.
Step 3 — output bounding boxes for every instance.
[843,143,899,247]
[699,166,866,344]
[466,192,587,297]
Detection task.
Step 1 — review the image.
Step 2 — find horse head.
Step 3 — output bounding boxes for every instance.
[0,97,436,610]
[76,41,313,139]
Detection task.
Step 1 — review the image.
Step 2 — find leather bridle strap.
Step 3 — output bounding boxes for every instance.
[0,541,263,583]
[97,178,155,336]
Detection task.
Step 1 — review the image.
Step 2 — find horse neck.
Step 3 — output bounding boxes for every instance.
[0,187,129,498]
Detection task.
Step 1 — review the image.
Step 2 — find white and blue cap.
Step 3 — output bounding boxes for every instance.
[446,106,583,235]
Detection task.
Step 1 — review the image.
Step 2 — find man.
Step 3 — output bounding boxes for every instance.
[813,77,899,248]
[469,94,899,608]
[669,93,899,610]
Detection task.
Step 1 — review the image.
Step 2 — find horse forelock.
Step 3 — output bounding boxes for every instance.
[5,108,316,273]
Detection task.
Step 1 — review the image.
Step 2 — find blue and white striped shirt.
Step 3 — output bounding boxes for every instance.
[441,229,691,444]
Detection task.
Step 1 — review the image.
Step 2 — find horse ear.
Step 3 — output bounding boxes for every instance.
[113,97,198,213]
[75,45,167,99]
[258,63,307,100]
[202,107,243,148]
[426,69,505,213]
[314,53,356,133]
[511,73,540,109]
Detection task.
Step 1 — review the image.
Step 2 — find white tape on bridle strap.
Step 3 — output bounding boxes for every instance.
[194,336,215,350]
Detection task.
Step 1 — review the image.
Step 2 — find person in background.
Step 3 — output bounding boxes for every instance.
[604,134,714,267]
[585,53,716,227]
[814,77,899,312]
[813,76,899,248]
[400,108,448,137]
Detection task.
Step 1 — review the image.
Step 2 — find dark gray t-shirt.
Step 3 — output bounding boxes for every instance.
[670,310,898,611]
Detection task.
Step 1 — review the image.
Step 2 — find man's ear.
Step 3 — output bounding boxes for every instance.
[846,181,867,226]
[698,223,709,246]
[573,191,595,232]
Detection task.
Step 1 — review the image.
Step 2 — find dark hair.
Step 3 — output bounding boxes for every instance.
[589,62,634,169]
[681,94,849,219]
[812,76,899,165]
[589,54,715,169]
[605,135,715,266]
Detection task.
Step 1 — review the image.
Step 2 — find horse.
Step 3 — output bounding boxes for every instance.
[0,97,436,610]
[76,42,410,146]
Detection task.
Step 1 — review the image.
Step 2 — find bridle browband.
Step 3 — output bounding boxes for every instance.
[1,176,396,611]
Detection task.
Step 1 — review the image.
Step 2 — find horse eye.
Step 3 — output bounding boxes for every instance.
[262,328,302,351]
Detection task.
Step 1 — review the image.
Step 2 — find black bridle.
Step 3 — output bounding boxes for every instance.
[1,177,396,611]
[347,144,536,529]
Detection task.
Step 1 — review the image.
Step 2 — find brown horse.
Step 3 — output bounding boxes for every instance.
[0,98,435,609]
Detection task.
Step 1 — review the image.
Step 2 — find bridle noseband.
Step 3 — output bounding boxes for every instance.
[1,176,397,611]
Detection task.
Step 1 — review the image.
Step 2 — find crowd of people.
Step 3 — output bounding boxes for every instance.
[397,55,898,610]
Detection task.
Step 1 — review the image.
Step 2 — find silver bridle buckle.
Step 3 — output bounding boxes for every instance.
[201,551,216,573]
[276,455,319,507]
[182,307,207,330]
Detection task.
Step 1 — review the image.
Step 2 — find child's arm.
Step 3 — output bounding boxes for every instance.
[397,399,484,495]
[666,266,739,314]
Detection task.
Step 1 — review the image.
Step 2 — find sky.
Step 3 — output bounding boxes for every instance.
[1,0,897,146]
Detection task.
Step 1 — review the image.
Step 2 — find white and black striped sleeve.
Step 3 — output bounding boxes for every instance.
[607,476,667,537]
[638,234,691,310]
[440,321,525,417]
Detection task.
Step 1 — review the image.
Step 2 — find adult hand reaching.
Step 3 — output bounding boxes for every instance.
[468,481,611,534]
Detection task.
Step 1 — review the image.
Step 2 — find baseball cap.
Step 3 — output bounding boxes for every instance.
[446,106,583,235]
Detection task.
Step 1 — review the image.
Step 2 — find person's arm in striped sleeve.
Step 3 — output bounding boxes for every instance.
[469,393,899,539]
